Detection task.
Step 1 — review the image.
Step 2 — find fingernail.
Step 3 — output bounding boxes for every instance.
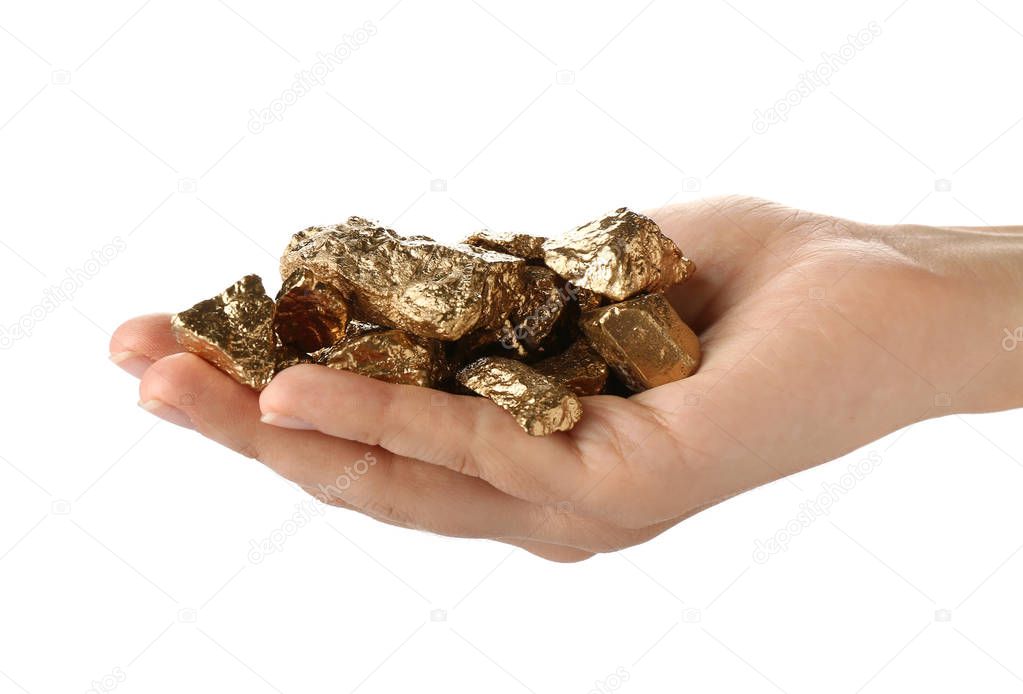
[111,351,152,379]
[139,399,195,430]
[260,412,316,430]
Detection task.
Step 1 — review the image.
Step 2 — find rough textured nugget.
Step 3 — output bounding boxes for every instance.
[319,328,447,387]
[533,339,609,396]
[274,268,348,353]
[542,207,694,301]
[280,217,526,341]
[579,293,700,392]
[457,357,582,436]
[464,229,548,262]
[171,275,277,390]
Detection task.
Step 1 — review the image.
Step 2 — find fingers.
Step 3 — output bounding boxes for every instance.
[260,365,599,507]
[138,353,646,552]
[260,364,708,528]
[304,487,593,562]
[110,313,179,378]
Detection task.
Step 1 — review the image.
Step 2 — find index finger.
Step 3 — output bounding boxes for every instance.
[259,364,604,508]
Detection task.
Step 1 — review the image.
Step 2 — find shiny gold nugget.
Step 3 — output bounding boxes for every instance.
[319,328,447,388]
[457,357,583,436]
[281,217,525,341]
[171,275,277,390]
[579,293,700,392]
[542,208,694,301]
[274,268,348,353]
[464,229,548,262]
[533,339,609,396]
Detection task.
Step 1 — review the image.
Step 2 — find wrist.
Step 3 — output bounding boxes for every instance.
[880,223,1023,413]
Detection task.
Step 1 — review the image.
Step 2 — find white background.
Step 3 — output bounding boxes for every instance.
[2,0,1022,691]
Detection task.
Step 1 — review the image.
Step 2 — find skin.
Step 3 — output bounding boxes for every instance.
[110,197,1023,562]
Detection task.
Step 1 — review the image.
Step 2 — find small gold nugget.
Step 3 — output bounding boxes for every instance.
[533,339,609,396]
[457,357,582,436]
[319,328,448,388]
[275,268,348,353]
[171,275,277,390]
[464,229,548,262]
[542,208,694,301]
[579,293,700,392]
[281,217,526,341]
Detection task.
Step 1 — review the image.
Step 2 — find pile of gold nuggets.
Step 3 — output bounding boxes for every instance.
[171,207,701,436]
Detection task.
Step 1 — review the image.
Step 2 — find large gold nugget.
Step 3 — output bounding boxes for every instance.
[319,329,447,388]
[542,208,694,301]
[464,229,548,262]
[456,357,583,436]
[281,217,526,341]
[533,339,609,396]
[171,275,277,390]
[274,268,348,353]
[579,293,700,392]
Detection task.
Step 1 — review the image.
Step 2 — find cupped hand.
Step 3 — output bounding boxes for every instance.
[111,197,1019,561]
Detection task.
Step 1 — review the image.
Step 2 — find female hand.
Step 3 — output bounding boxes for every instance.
[111,197,1023,561]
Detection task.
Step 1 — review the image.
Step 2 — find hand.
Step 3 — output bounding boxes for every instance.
[111,197,1023,561]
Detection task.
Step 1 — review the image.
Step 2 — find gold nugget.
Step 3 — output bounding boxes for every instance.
[274,268,348,353]
[542,208,694,301]
[319,328,448,387]
[457,357,582,436]
[533,339,609,396]
[171,275,277,390]
[281,217,525,341]
[464,229,548,262]
[579,293,700,392]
